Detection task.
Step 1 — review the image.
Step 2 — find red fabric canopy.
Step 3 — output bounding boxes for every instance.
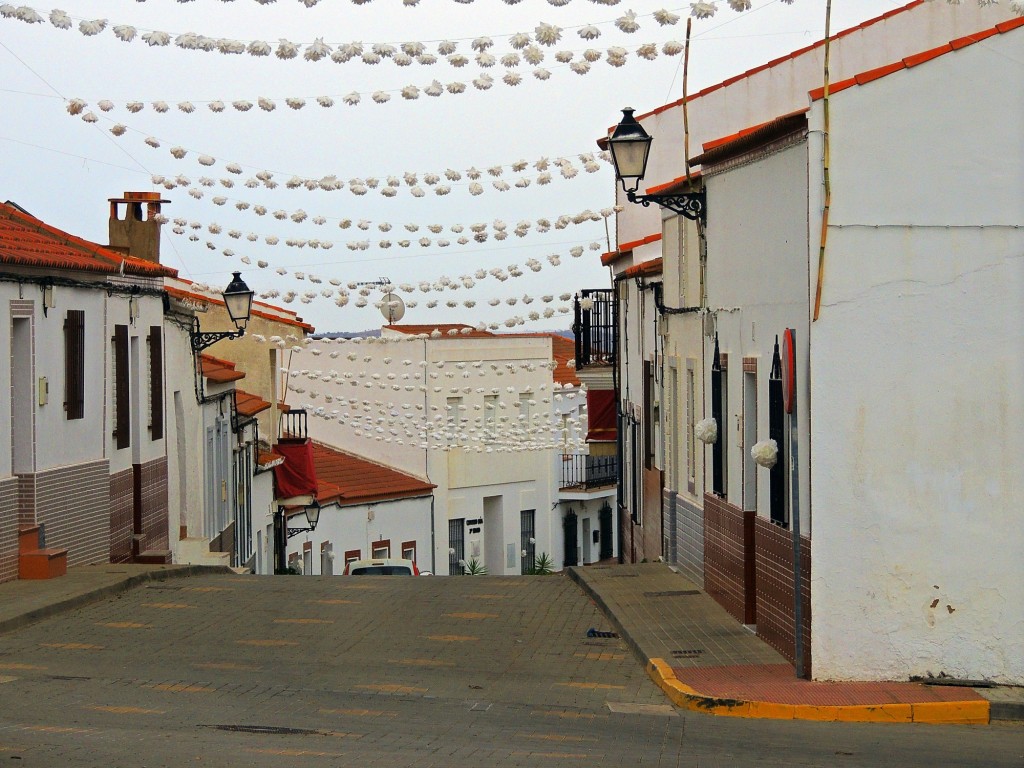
[586,390,617,443]
[272,439,319,499]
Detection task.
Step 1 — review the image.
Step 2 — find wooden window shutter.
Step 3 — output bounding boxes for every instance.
[63,310,85,420]
[114,324,130,450]
[149,326,164,440]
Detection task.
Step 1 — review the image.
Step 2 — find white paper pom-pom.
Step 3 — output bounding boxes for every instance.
[316,95,334,108]
[695,417,718,444]
[570,60,591,75]
[663,40,685,56]
[555,50,574,63]
[79,19,108,36]
[258,97,276,112]
[49,9,72,29]
[342,92,361,106]
[80,111,98,123]
[728,0,753,10]
[534,22,562,46]
[654,8,681,25]
[401,85,420,100]
[208,100,225,113]
[152,100,170,113]
[110,123,126,136]
[690,1,718,19]
[247,40,271,57]
[473,74,494,90]
[751,439,778,468]
[233,100,253,111]
[637,43,659,60]
[276,39,300,60]
[372,91,391,104]
[113,25,136,42]
[533,68,552,81]
[66,98,87,115]
[616,10,640,33]
[143,30,170,46]
[304,38,331,62]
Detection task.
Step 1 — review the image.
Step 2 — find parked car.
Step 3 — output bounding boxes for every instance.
[343,558,420,576]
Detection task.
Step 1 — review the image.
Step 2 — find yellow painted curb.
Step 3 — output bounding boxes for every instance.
[647,658,990,725]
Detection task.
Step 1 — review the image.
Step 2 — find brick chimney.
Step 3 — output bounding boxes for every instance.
[108,191,169,264]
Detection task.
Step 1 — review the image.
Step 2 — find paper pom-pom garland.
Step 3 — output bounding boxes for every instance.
[695,417,718,444]
[751,439,778,468]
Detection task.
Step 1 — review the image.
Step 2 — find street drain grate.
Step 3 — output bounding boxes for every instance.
[49,675,92,681]
[670,649,704,659]
[203,725,322,736]
[644,590,701,598]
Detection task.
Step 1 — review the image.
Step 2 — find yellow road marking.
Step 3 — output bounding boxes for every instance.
[151,683,214,693]
[532,710,607,720]
[27,725,92,734]
[273,618,334,625]
[443,612,498,620]
[96,622,151,629]
[235,639,299,647]
[40,643,103,650]
[472,594,511,599]
[310,599,359,605]
[320,708,396,717]
[511,752,587,759]
[141,603,192,610]
[246,748,342,757]
[0,663,45,670]
[391,658,455,667]
[526,733,596,743]
[355,683,427,694]
[87,706,165,715]
[0,676,16,684]
[424,634,478,642]
[558,682,626,690]
[194,662,261,671]
[574,652,626,660]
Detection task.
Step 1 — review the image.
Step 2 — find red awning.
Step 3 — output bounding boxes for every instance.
[586,390,617,443]
[272,439,319,499]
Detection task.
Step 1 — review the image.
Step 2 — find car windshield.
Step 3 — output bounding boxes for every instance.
[349,566,413,576]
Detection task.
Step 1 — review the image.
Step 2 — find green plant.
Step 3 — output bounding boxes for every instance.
[530,552,554,575]
[464,557,488,575]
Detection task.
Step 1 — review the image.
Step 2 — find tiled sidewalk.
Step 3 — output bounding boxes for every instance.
[569,562,1018,724]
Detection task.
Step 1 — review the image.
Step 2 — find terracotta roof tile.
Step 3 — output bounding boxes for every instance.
[809,17,1024,101]
[646,171,702,195]
[310,442,435,506]
[166,282,315,332]
[622,258,664,279]
[0,202,176,278]
[506,333,580,387]
[200,354,245,383]
[235,388,271,417]
[602,232,661,266]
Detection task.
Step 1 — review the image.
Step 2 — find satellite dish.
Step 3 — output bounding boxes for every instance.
[379,292,406,323]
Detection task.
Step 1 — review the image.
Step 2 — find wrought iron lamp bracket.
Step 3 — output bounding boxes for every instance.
[626,190,706,222]
[189,316,245,353]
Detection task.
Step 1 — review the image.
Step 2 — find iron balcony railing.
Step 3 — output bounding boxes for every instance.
[573,288,616,369]
[280,408,308,441]
[560,453,618,491]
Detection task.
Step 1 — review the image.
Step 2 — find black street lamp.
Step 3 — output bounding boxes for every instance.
[274,500,321,574]
[189,271,255,353]
[608,108,706,223]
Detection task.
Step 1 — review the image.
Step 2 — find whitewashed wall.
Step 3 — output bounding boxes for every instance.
[810,32,1024,684]
[615,2,1017,247]
[704,141,812,521]
[286,495,434,576]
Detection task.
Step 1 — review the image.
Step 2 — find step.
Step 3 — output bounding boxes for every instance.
[135,549,172,565]
[18,525,41,556]
[176,538,232,567]
[19,548,68,580]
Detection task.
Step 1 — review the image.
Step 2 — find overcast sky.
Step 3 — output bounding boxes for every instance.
[2,0,912,332]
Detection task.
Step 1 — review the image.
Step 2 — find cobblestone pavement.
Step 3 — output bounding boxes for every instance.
[0,572,1019,767]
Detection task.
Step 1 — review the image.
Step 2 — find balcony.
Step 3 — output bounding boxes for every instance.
[560,453,617,499]
[573,288,616,370]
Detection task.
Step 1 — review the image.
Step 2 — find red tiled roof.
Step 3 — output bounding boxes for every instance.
[602,232,661,266]
[646,171,702,195]
[621,258,664,279]
[166,282,315,333]
[257,450,285,469]
[619,1,930,127]
[384,323,495,338]
[0,202,176,278]
[809,16,1024,100]
[235,388,271,417]
[694,110,808,166]
[200,354,245,384]
[310,442,435,506]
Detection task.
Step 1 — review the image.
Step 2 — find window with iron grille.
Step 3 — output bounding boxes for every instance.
[711,336,726,497]
[63,310,85,420]
[448,519,465,575]
[520,509,536,574]
[112,324,130,449]
[769,338,787,527]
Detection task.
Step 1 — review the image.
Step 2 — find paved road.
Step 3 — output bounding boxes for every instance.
[0,573,1019,767]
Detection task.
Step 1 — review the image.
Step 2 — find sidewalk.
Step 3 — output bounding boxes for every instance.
[0,563,231,635]
[568,562,1023,725]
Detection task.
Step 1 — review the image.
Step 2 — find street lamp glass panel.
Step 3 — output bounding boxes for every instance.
[609,108,653,194]
[304,502,320,530]
[222,271,254,330]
